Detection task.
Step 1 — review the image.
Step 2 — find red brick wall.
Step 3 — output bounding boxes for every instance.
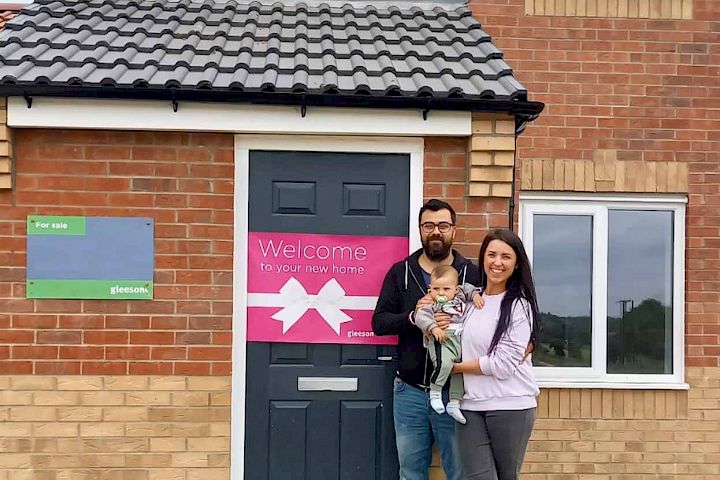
[0,130,234,375]
[424,136,511,261]
[0,130,496,374]
[468,0,719,367]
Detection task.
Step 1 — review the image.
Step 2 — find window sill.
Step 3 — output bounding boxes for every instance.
[538,380,690,390]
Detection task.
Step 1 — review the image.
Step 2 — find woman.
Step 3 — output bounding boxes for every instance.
[452,228,540,480]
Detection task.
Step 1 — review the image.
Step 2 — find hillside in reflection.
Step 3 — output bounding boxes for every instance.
[534,298,672,374]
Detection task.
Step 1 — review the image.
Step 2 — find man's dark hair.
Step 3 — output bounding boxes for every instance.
[418,199,456,225]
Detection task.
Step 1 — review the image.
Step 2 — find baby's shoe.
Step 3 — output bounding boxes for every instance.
[429,391,445,414]
[446,400,466,424]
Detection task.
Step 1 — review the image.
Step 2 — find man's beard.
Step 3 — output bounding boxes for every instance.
[422,235,452,261]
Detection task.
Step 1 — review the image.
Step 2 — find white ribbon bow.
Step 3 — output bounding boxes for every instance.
[247,277,378,335]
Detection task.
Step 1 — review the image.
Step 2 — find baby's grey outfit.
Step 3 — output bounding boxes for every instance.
[414,283,478,399]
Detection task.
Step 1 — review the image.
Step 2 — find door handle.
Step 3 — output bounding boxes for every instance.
[377,356,395,361]
[297,377,358,392]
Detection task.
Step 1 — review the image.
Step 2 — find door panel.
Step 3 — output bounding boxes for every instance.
[340,401,382,479]
[248,150,409,236]
[245,150,409,480]
[268,401,310,480]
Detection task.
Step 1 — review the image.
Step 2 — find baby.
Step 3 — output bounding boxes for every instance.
[414,264,482,424]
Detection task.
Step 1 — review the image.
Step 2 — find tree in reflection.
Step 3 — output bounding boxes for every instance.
[533,298,670,372]
[607,298,671,374]
[533,312,591,367]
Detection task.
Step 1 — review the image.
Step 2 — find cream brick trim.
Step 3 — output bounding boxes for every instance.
[0,375,231,479]
[0,98,11,190]
[525,0,693,19]
[538,388,689,419]
[521,152,689,194]
[2,370,719,479]
[468,113,516,198]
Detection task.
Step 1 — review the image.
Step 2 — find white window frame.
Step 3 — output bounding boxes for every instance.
[519,193,687,390]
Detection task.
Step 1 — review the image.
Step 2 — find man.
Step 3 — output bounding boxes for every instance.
[373,199,480,480]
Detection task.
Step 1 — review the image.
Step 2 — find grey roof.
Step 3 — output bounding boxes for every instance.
[0,0,542,116]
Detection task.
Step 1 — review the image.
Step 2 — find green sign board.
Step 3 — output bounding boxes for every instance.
[26,216,154,300]
[27,280,153,300]
[27,216,86,235]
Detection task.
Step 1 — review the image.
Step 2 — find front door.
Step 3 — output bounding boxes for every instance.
[244,150,410,480]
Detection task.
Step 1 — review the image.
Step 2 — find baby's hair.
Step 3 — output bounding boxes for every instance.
[430,265,459,284]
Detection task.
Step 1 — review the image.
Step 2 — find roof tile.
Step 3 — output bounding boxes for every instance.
[0,0,527,101]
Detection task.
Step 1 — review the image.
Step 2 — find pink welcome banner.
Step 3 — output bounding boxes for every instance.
[247,232,407,344]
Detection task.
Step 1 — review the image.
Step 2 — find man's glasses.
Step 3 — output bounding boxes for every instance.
[420,222,454,233]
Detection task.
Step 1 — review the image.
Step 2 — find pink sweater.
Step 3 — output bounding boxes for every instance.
[460,292,539,411]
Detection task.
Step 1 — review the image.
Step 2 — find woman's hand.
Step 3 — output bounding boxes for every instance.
[451,359,482,375]
[521,342,534,363]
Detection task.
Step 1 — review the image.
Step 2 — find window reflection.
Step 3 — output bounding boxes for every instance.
[532,215,592,367]
[607,210,673,374]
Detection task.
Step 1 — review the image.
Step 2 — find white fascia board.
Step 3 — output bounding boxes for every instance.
[7,97,471,137]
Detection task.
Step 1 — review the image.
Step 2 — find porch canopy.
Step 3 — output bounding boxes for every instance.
[0,0,543,127]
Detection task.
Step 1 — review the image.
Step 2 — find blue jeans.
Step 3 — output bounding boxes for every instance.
[393,377,464,480]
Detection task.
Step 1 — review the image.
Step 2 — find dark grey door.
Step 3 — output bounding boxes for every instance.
[245,151,409,480]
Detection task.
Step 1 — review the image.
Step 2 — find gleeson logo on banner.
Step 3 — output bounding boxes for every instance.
[246,232,407,345]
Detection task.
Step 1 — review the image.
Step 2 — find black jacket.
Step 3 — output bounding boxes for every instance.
[372,248,480,389]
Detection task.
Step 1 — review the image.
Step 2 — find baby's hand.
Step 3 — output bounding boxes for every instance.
[472,292,485,309]
[431,327,447,343]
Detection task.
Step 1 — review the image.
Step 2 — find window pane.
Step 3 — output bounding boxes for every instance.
[532,215,592,367]
[607,210,673,374]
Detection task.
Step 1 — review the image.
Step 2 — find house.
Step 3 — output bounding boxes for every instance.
[0,0,717,479]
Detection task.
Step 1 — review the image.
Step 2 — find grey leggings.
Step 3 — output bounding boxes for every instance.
[456,408,536,480]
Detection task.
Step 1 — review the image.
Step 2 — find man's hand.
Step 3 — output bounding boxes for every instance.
[472,292,485,309]
[431,326,447,343]
[415,294,452,329]
[415,293,434,314]
[433,312,452,329]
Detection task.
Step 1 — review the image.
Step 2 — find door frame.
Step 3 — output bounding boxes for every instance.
[231,135,424,479]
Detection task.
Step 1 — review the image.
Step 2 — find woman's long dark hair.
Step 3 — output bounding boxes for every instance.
[478,229,541,355]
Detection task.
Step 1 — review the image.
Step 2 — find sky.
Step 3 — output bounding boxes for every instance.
[532,210,673,319]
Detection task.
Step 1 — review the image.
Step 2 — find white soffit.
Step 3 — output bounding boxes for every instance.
[7,97,472,136]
